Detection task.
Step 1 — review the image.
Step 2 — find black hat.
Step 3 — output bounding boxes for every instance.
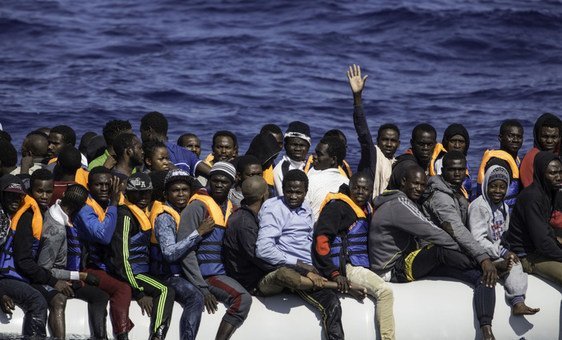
[0,175,26,194]
[284,121,311,145]
[126,172,153,191]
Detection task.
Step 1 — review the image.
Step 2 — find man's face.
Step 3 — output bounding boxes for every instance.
[442,158,467,188]
[1,191,25,215]
[213,136,237,162]
[130,137,144,166]
[350,177,373,207]
[283,180,307,209]
[89,174,112,204]
[312,143,334,171]
[31,179,54,211]
[181,136,201,157]
[47,133,65,158]
[210,174,233,202]
[285,137,309,162]
[499,126,523,155]
[165,182,191,210]
[544,159,562,191]
[400,170,427,202]
[377,129,400,159]
[487,179,507,205]
[240,164,263,183]
[126,190,152,210]
[446,134,467,154]
[411,131,436,164]
[539,126,560,152]
[147,147,171,172]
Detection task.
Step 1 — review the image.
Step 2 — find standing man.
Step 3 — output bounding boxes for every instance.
[347,65,400,198]
[89,120,133,170]
[273,121,312,196]
[111,133,145,181]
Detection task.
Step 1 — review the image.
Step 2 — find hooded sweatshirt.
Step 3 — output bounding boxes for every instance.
[369,190,460,275]
[422,175,489,263]
[520,113,561,187]
[503,152,562,260]
[468,165,511,259]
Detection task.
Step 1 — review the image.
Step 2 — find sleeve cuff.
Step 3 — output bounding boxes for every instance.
[70,271,80,281]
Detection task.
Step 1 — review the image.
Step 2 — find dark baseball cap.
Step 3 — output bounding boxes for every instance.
[0,175,26,194]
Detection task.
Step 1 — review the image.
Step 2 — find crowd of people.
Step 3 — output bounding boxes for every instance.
[0,64,560,340]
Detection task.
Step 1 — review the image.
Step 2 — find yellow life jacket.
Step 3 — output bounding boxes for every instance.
[148,201,181,243]
[429,143,448,176]
[10,195,43,239]
[319,192,366,219]
[48,157,57,165]
[188,193,232,227]
[263,165,275,186]
[477,150,520,184]
[75,168,89,188]
[204,154,214,167]
[122,199,151,232]
[86,197,107,222]
[303,155,351,178]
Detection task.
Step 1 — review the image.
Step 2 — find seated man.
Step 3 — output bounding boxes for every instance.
[0,175,48,337]
[404,123,437,175]
[347,64,399,198]
[313,172,395,340]
[468,165,539,315]
[36,184,110,339]
[273,121,311,196]
[303,130,353,179]
[111,172,175,339]
[73,167,134,339]
[503,151,562,287]
[477,119,524,209]
[228,155,263,209]
[204,131,239,167]
[421,151,500,340]
[257,169,346,340]
[178,162,252,340]
[150,169,205,340]
[305,137,349,222]
[370,165,496,340]
[520,113,561,188]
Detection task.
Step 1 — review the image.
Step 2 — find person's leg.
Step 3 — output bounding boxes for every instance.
[74,284,110,339]
[0,279,48,337]
[403,245,476,281]
[165,276,204,340]
[346,264,395,340]
[85,268,133,336]
[502,261,539,315]
[135,274,175,339]
[522,253,562,286]
[31,284,66,339]
[295,289,344,340]
[207,275,252,340]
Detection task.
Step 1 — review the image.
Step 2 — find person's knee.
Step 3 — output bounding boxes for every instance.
[375,283,394,301]
[274,267,301,288]
[165,286,175,302]
[49,294,67,311]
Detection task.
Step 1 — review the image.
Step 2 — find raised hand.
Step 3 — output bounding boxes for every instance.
[347,64,368,95]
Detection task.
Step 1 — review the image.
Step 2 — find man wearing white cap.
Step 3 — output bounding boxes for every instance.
[273,121,311,196]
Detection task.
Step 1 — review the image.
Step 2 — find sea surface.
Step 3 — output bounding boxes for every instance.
[1,0,562,173]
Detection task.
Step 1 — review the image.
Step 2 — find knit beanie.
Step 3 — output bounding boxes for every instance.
[488,165,510,185]
[442,123,470,154]
[210,161,236,183]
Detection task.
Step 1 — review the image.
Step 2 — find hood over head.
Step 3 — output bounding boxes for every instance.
[442,123,470,155]
[481,165,510,205]
[246,132,281,167]
[533,112,561,150]
[533,151,560,194]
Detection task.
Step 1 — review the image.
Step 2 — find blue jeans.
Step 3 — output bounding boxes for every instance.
[166,276,204,340]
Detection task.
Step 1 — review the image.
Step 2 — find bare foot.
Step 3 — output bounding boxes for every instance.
[512,302,540,315]
[348,284,367,301]
[493,260,511,276]
[481,325,495,340]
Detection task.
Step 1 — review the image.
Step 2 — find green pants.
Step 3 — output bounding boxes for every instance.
[521,253,562,287]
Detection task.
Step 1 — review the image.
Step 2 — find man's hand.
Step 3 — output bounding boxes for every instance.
[347,64,368,95]
[197,217,215,236]
[480,258,498,288]
[137,296,153,317]
[81,272,100,286]
[332,275,350,293]
[54,280,74,297]
[306,272,327,289]
[203,292,218,314]
[1,295,15,314]
[110,176,122,205]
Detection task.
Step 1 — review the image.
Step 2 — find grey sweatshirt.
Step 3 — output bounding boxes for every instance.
[36,201,78,280]
[422,175,489,263]
[468,165,511,259]
[369,190,460,275]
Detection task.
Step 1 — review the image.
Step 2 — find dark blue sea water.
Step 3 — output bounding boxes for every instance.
[1,0,561,171]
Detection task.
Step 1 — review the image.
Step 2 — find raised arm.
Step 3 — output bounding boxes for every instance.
[348,64,377,176]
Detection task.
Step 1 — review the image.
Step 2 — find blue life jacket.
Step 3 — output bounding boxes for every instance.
[66,225,82,271]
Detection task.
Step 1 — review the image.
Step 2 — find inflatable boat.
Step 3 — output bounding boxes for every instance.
[1,276,560,339]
